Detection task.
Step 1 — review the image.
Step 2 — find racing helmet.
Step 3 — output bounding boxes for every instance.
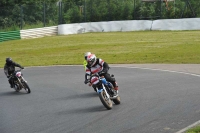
[84,52,91,60]
[6,57,12,65]
[87,54,97,67]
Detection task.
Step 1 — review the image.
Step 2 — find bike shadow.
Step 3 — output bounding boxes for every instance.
[56,92,98,101]
[0,91,28,96]
[79,92,98,98]
[57,105,108,116]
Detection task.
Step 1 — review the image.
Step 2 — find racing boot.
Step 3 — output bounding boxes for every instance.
[9,81,13,88]
[10,84,13,88]
[114,82,118,90]
[113,82,119,97]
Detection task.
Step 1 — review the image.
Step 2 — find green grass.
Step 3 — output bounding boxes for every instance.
[186,125,200,133]
[0,30,200,68]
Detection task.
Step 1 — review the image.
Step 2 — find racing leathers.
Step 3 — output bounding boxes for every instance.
[4,62,24,88]
[84,58,118,90]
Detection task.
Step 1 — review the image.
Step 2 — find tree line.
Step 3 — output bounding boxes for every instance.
[0,0,200,31]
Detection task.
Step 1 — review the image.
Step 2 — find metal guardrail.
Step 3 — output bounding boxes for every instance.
[20,26,58,39]
[0,31,21,42]
[0,26,58,42]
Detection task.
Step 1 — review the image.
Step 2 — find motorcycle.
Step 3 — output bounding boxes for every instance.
[88,73,120,110]
[9,69,31,93]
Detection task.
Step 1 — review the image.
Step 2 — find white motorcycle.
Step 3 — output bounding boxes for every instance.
[9,69,31,93]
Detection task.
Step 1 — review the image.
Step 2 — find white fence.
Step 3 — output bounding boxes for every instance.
[152,18,200,30]
[20,26,58,39]
[58,18,200,35]
[19,18,200,39]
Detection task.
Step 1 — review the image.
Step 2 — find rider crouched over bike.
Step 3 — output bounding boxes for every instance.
[4,57,24,88]
[84,54,119,92]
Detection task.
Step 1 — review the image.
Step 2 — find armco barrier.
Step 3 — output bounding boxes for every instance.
[0,34,2,42]
[20,26,58,39]
[0,31,21,42]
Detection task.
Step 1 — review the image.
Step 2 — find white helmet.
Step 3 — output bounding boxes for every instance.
[87,54,97,67]
[84,52,91,60]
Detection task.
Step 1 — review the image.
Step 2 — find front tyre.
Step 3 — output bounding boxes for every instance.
[23,82,31,93]
[14,84,20,92]
[99,90,112,110]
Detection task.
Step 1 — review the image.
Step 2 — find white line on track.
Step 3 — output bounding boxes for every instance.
[175,120,200,133]
[111,66,200,77]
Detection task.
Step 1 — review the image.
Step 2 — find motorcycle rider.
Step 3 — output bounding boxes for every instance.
[83,52,91,70]
[4,57,24,88]
[83,52,98,91]
[84,54,119,91]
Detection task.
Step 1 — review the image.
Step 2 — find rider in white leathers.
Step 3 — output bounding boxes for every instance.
[84,54,118,91]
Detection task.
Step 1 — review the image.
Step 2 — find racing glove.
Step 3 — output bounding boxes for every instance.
[84,80,89,84]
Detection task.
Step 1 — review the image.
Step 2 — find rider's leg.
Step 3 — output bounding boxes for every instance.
[8,78,13,88]
[103,73,118,90]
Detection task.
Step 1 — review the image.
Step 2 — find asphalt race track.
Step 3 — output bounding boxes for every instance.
[1,65,200,133]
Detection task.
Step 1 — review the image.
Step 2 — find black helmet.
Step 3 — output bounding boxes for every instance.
[6,57,12,65]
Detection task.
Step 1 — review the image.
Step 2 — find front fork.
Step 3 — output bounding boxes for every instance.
[14,77,24,89]
[97,84,110,99]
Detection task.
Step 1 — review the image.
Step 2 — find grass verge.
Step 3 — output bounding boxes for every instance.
[186,125,200,133]
[0,30,200,68]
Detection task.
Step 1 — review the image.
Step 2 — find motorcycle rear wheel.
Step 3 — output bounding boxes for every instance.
[99,91,112,110]
[113,96,121,105]
[23,82,31,93]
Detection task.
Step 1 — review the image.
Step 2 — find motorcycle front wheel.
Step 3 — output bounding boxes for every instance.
[23,82,31,93]
[13,84,20,92]
[99,90,112,110]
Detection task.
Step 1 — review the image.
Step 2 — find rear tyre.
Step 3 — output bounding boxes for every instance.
[23,82,31,93]
[113,96,121,105]
[99,90,112,110]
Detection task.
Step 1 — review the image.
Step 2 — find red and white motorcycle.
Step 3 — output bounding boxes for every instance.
[9,69,31,93]
[88,73,120,110]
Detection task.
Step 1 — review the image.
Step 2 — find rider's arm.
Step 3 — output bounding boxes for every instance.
[84,67,91,84]
[13,62,24,69]
[97,58,109,75]
[85,73,90,81]
[102,62,109,73]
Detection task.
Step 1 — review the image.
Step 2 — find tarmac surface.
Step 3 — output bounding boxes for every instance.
[0,64,200,133]
[111,64,200,133]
